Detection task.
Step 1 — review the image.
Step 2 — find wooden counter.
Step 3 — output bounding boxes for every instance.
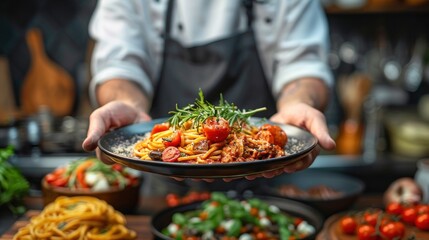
[0,194,384,239]
[0,211,153,240]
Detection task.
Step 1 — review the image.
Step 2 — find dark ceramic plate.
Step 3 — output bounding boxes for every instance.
[151,194,324,240]
[260,169,365,217]
[98,118,317,179]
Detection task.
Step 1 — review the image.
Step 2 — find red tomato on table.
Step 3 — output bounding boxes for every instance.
[340,216,357,235]
[402,207,418,225]
[363,211,381,227]
[386,202,403,215]
[415,213,429,231]
[357,224,378,240]
[380,221,405,239]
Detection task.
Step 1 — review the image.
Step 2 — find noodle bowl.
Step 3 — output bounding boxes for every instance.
[13,196,137,240]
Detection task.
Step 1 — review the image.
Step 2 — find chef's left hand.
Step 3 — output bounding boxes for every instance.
[272,101,335,167]
[215,102,334,182]
[238,102,335,181]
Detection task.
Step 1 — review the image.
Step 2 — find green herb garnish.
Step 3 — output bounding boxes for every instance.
[0,146,29,215]
[168,90,266,129]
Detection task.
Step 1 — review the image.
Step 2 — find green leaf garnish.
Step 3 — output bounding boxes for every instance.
[167,89,266,129]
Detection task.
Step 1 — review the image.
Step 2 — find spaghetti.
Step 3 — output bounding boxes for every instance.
[13,196,137,240]
[133,119,287,163]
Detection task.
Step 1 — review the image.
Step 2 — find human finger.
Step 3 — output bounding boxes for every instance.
[82,101,151,152]
[82,108,111,151]
[283,145,320,173]
[270,105,336,151]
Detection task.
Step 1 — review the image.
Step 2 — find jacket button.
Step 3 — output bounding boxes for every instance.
[177,23,183,31]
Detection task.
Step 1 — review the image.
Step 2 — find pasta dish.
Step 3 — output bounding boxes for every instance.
[13,196,136,240]
[134,91,287,163]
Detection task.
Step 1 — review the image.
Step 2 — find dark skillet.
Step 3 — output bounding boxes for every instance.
[259,169,365,217]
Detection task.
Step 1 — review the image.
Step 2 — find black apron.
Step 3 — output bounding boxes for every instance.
[144,0,276,194]
[150,0,277,119]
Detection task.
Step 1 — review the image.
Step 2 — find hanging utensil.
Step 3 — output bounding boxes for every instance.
[402,37,426,92]
[336,73,372,155]
[380,35,402,85]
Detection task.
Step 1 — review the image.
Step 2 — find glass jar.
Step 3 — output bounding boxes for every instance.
[415,159,429,203]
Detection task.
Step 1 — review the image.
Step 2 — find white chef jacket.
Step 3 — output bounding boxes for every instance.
[89,0,333,106]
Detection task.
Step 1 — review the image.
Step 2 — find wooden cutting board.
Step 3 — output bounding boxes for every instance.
[20,28,75,117]
[0,56,19,123]
[0,210,154,240]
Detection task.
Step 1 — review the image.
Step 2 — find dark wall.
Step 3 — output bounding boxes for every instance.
[0,0,97,115]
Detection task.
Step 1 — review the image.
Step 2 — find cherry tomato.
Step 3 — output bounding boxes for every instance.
[151,123,170,135]
[166,193,180,207]
[340,216,357,235]
[127,176,139,186]
[199,211,208,220]
[163,130,182,147]
[202,117,231,143]
[393,222,405,236]
[386,202,403,215]
[416,204,429,215]
[357,224,378,240]
[184,237,198,240]
[380,221,405,239]
[364,211,381,227]
[255,232,268,240]
[261,124,288,147]
[51,177,68,187]
[250,207,259,216]
[199,192,211,200]
[52,167,66,176]
[401,207,418,225]
[112,164,123,172]
[45,173,58,183]
[415,213,429,230]
[294,217,304,226]
[162,146,181,162]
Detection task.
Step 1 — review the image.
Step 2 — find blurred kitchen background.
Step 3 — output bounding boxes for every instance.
[0,0,429,194]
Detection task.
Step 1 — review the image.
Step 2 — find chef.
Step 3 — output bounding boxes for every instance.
[82,0,336,186]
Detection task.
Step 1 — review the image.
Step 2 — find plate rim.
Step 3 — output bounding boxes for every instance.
[98,118,318,178]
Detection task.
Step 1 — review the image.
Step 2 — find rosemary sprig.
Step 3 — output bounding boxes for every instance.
[167,90,266,129]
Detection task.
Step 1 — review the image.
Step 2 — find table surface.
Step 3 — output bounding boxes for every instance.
[0,210,153,240]
[0,194,384,239]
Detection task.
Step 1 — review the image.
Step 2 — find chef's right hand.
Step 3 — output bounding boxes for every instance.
[82,101,151,164]
[383,177,422,206]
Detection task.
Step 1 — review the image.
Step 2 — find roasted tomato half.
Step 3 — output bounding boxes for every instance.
[261,124,288,147]
[202,117,231,143]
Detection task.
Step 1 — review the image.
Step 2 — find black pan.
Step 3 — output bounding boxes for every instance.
[259,169,365,217]
[151,194,324,240]
[98,118,317,179]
